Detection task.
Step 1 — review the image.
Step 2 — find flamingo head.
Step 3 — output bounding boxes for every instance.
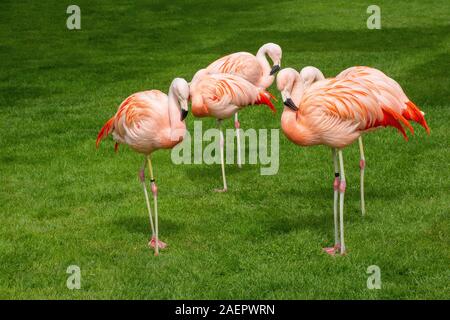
[171,78,190,120]
[299,66,325,89]
[276,68,299,111]
[264,43,282,75]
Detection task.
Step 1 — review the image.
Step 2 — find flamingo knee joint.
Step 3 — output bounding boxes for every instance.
[151,180,158,196]
[333,177,340,191]
[138,169,145,183]
[360,159,366,170]
[339,180,347,193]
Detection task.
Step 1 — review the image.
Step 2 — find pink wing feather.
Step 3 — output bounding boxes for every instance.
[206,52,263,85]
[337,66,429,133]
[299,78,413,143]
[191,73,275,119]
[96,90,168,153]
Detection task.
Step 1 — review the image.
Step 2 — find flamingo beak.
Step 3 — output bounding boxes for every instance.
[283,98,298,111]
[270,64,281,76]
[181,109,189,121]
[180,99,189,121]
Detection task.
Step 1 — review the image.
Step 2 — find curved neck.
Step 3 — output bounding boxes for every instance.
[167,86,186,136]
[256,45,272,84]
[291,73,305,106]
[281,107,317,146]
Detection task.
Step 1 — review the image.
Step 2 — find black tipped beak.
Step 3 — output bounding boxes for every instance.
[270,65,281,76]
[181,109,189,121]
[283,98,298,111]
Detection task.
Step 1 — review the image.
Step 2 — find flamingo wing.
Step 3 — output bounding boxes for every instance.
[192,74,275,117]
[337,66,429,133]
[206,52,262,85]
[300,78,413,140]
[96,90,167,149]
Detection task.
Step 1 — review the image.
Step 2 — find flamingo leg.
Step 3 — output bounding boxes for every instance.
[139,160,155,239]
[323,148,341,256]
[358,136,366,216]
[338,149,347,255]
[235,113,242,168]
[215,120,228,192]
[147,155,167,256]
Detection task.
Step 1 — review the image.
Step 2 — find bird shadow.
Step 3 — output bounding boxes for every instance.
[183,163,256,182]
[194,26,448,55]
[113,215,182,236]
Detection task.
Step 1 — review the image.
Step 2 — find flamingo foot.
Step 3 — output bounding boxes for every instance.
[214,188,228,193]
[148,236,167,249]
[323,244,341,256]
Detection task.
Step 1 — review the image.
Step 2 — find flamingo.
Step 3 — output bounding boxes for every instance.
[276,68,429,255]
[190,69,276,192]
[96,78,190,256]
[205,43,282,167]
[298,65,430,216]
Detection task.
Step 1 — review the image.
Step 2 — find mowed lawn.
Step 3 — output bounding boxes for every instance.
[0,0,449,299]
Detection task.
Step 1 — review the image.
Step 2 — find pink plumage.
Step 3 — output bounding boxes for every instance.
[206,43,282,89]
[336,66,430,134]
[96,90,185,154]
[96,78,190,256]
[190,72,275,119]
[189,69,276,192]
[277,67,429,255]
[279,68,428,148]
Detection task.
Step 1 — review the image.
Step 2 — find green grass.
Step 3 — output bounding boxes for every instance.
[0,0,449,299]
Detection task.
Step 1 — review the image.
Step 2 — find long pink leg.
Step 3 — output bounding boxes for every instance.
[215,120,228,192]
[358,136,366,216]
[235,113,242,168]
[146,156,167,255]
[139,161,155,241]
[324,148,341,256]
[338,150,347,255]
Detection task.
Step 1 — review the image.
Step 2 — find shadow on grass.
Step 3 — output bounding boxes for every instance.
[183,162,256,181]
[196,26,449,54]
[113,215,182,236]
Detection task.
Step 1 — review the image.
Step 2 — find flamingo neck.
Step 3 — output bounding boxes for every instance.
[168,87,186,139]
[291,73,305,106]
[281,107,317,146]
[256,45,274,88]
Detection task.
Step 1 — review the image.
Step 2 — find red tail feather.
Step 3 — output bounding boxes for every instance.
[256,91,276,113]
[266,90,278,102]
[373,107,414,141]
[403,101,430,134]
[96,117,115,148]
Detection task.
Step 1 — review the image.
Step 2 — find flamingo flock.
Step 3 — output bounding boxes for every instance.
[96,43,429,256]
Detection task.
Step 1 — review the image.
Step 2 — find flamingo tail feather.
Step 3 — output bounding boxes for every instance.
[96,117,115,148]
[256,91,276,113]
[375,107,414,141]
[403,101,430,134]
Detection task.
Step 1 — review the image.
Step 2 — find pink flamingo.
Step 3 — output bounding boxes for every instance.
[190,69,276,192]
[277,67,429,255]
[96,78,190,256]
[205,43,282,167]
[299,65,430,216]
